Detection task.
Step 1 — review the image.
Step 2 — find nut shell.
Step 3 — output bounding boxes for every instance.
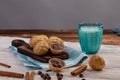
[49,58,66,72]
[89,55,105,71]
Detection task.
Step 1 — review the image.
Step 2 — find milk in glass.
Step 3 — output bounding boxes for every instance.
[78,23,103,54]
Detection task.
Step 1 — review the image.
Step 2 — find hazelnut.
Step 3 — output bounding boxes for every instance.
[89,54,105,71]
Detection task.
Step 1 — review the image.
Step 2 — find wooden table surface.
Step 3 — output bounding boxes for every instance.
[0,29,120,46]
[0,30,119,80]
[0,36,120,80]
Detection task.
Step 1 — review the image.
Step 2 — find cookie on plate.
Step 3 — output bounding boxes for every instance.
[49,36,64,45]
[33,40,49,55]
[29,35,49,48]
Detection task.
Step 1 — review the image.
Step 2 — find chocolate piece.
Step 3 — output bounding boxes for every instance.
[17,45,48,63]
[22,43,33,50]
[43,51,69,60]
[11,39,26,47]
[51,60,64,68]
[51,44,64,50]
[50,44,65,55]
[12,39,32,49]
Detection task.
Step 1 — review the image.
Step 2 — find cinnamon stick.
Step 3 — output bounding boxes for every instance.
[0,70,24,78]
[0,63,11,68]
[71,64,87,76]
[25,72,30,80]
[30,71,35,80]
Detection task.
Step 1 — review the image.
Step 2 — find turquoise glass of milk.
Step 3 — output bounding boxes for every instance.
[78,23,103,54]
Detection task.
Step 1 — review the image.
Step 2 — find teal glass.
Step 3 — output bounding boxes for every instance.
[78,23,103,54]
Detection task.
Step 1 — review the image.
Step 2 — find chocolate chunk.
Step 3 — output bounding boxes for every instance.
[57,64,62,68]
[51,59,64,68]
[53,63,59,67]
[43,52,69,62]
[51,44,64,50]
[17,45,48,63]
[54,52,69,60]
[22,43,33,50]
[11,39,32,49]
[11,39,26,47]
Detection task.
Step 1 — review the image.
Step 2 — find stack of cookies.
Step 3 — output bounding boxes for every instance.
[29,35,65,55]
[11,35,69,63]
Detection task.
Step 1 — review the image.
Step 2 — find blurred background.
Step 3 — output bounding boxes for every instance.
[0,0,120,30]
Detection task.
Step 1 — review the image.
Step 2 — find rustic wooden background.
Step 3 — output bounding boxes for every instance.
[0,29,119,46]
